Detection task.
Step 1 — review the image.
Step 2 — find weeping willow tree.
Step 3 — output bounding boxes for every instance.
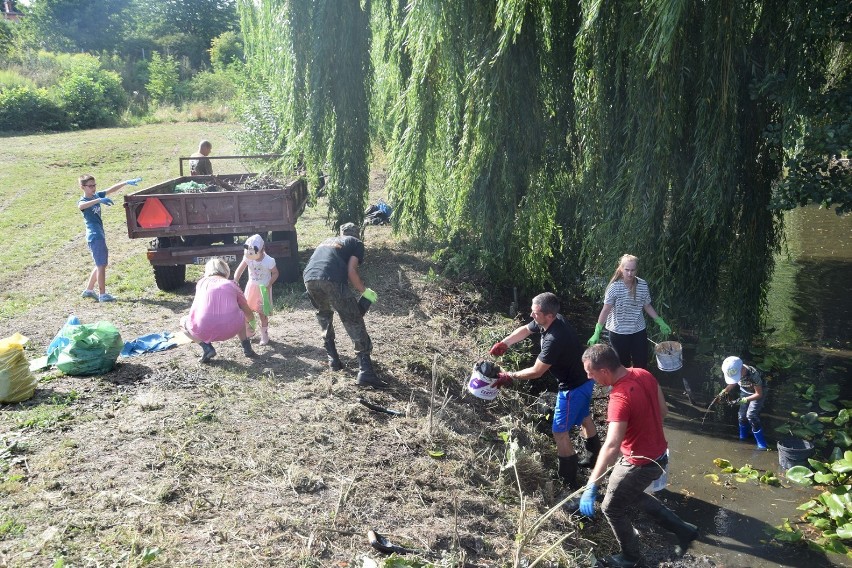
[240,0,848,344]
[374,0,582,290]
[239,0,372,226]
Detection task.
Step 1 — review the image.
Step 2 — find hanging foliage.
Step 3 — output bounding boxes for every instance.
[240,0,372,228]
[239,0,848,343]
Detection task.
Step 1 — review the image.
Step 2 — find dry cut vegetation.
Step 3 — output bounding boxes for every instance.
[0,127,722,568]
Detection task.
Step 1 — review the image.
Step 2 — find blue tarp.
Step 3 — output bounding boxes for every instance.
[120,332,178,357]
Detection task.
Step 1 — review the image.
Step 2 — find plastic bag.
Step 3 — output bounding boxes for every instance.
[174,181,208,193]
[55,322,123,376]
[645,449,669,493]
[260,285,272,316]
[0,333,38,403]
[46,315,80,360]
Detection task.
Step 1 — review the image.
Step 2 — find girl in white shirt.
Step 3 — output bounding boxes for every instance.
[234,234,279,346]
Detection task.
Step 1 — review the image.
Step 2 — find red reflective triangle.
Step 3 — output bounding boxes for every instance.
[137,197,173,228]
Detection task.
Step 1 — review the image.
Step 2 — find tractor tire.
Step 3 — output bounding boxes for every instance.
[153,264,186,291]
[270,230,300,283]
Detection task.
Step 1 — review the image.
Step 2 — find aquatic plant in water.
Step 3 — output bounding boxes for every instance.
[777,451,852,556]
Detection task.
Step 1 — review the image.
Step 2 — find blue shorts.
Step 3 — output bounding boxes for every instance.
[552,379,594,434]
[88,238,108,267]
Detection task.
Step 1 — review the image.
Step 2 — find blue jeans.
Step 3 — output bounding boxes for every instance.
[601,454,668,559]
[738,389,767,431]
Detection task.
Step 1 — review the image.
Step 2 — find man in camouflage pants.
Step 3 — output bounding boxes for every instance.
[303,223,384,387]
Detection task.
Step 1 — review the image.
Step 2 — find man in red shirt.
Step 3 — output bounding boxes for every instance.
[578,344,697,567]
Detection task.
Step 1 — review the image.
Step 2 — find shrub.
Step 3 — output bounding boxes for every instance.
[0,70,35,91]
[146,52,180,105]
[56,69,126,129]
[0,86,66,131]
[187,70,238,102]
[210,31,244,72]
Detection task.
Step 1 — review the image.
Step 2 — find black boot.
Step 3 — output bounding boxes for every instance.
[356,353,386,388]
[324,338,343,371]
[578,434,602,468]
[200,342,216,363]
[557,455,580,490]
[651,506,698,556]
[241,339,258,358]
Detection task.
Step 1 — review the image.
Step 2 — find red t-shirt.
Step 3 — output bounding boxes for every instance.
[607,368,668,465]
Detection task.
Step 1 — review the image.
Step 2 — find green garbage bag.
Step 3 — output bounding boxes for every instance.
[55,322,123,376]
[0,333,38,403]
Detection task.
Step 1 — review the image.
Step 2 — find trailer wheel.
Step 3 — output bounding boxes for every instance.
[153,265,186,291]
[270,230,300,283]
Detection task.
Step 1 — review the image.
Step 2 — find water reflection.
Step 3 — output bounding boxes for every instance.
[647,206,851,567]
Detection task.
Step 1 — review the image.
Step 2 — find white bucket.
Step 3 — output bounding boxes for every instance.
[467,366,499,400]
[655,341,683,372]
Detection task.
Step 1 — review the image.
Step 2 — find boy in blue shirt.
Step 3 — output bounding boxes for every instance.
[78,174,140,302]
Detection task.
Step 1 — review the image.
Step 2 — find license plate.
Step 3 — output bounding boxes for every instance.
[194,255,236,265]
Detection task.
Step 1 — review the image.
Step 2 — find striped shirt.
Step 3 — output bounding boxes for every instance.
[604,278,652,335]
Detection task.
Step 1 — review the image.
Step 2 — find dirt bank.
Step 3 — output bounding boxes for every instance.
[0,165,822,567]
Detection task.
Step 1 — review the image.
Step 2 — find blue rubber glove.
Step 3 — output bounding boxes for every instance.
[99,197,114,206]
[125,177,142,186]
[579,484,598,517]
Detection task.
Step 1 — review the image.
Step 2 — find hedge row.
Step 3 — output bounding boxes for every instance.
[0,68,126,132]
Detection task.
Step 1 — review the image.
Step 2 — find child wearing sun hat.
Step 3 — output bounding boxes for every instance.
[233,234,279,345]
[717,356,768,449]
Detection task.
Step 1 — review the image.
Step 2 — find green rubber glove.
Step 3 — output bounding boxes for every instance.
[654,316,672,337]
[260,284,272,316]
[738,397,749,405]
[587,323,603,346]
[362,288,377,303]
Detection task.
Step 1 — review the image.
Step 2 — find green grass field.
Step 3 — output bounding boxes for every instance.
[0,124,348,321]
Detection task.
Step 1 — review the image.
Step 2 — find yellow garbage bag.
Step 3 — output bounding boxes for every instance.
[0,333,38,403]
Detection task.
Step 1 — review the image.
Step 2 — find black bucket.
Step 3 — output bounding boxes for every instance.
[777,437,815,471]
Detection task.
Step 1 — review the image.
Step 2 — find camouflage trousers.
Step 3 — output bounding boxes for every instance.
[305,279,372,355]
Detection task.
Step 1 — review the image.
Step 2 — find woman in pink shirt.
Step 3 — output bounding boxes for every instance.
[181,258,257,363]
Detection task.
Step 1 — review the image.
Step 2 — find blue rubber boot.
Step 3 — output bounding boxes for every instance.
[738,422,750,440]
[752,429,768,450]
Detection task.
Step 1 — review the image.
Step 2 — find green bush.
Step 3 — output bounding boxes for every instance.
[57,68,127,129]
[146,52,180,105]
[210,31,244,72]
[0,86,66,131]
[0,70,35,91]
[187,70,238,102]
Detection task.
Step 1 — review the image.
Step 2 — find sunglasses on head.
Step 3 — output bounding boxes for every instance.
[244,244,259,253]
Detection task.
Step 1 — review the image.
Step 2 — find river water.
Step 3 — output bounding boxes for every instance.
[653,206,852,567]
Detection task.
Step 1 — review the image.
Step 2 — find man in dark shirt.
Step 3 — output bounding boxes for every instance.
[303,223,383,387]
[189,140,213,176]
[489,292,599,489]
